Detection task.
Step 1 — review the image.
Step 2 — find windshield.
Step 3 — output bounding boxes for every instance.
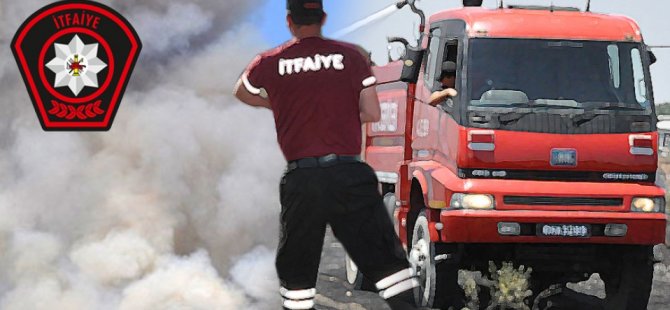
[468,39,651,109]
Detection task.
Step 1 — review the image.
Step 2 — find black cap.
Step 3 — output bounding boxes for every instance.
[463,0,484,7]
[287,0,325,25]
[441,61,457,77]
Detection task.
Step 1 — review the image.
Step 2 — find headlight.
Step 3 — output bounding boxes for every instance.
[631,197,665,213]
[450,193,495,210]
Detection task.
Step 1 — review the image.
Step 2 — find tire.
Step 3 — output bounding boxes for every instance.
[383,193,400,236]
[383,193,397,220]
[601,246,654,310]
[344,253,376,292]
[409,211,464,309]
[346,192,399,292]
[529,272,563,308]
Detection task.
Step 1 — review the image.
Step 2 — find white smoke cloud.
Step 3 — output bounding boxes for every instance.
[230,246,280,307]
[70,230,157,285]
[118,251,248,310]
[2,277,99,310]
[0,0,283,309]
[127,3,214,55]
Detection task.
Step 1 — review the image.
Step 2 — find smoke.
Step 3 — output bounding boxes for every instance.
[0,0,284,309]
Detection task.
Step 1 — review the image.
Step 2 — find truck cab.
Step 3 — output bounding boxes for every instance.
[357,4,666,309]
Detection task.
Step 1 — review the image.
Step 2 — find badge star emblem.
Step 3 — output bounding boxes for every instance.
[45,35,107,96]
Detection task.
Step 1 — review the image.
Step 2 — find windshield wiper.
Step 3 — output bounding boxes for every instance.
[569,112,601,127]
[497,111,531,125]
[581,102,646,111]
[474,102,532,108]
[473,101,581,126]
[477,100,647,111]
[569,103,646,127]
[475,101,585,109]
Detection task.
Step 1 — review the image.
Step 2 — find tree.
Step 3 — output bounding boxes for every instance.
[656,102,670,115]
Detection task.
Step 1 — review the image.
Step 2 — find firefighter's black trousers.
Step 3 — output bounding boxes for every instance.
[276,161,418,310]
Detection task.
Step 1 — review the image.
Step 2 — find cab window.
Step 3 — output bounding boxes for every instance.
[607,44,621,88]
[631,48,648,106]
[424,28,442,89]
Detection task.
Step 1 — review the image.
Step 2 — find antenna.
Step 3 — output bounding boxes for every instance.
[586,0,591,12]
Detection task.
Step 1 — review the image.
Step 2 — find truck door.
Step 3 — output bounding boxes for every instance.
[422,20,466,164]
[412,26,444,160]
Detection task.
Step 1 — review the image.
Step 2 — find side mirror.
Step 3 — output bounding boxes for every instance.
[400,47,425,83]
[649,51,657,65]
[387,37,409,62]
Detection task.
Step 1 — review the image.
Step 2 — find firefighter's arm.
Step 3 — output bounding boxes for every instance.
[233,78,271,109]
[359,87,381,123]
[428,88,458,107]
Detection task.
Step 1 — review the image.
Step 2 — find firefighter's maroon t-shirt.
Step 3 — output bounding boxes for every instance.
[242,37,377,161]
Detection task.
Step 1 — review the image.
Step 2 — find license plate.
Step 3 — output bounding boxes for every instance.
[550,149,577,167]
[537,224,591,237]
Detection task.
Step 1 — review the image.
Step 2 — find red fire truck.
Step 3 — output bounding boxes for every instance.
[346,2,666,309]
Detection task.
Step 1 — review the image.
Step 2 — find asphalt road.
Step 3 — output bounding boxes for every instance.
[315,226,670,310]
[315,227,392,310]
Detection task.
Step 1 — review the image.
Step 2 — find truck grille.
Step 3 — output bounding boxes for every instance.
[503,196,623,206]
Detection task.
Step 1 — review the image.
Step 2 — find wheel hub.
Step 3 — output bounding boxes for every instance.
[410,239,429,279]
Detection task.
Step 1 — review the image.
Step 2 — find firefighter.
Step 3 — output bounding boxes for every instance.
[233,1,421,309]
[429,60,458,106]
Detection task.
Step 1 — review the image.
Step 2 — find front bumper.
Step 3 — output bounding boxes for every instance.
[438,210,667,245]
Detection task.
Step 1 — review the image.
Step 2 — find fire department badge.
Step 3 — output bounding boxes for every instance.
[11,0,142,131]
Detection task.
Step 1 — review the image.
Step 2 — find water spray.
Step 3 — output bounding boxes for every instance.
[332,0,426,39]
[332,4,400,38]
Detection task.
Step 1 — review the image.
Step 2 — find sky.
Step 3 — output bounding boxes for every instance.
[253,0,350,44]
[254,0,670,103]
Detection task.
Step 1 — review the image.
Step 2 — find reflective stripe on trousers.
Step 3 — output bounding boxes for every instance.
[280,287,316,310]
[375,268,419,299]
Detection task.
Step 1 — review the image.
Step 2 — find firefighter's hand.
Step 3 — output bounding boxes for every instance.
[428,88,458,107]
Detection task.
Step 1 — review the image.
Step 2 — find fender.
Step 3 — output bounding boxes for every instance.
[410,161,445,209]
[411,169,429,204]
[429,165,470,209]
[408,163,443,243]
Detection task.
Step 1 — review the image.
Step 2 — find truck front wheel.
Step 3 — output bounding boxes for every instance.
[601,246,654,310]
[383,193,399,235]
[344,253,376,292]
[344,192,402,292]
[409,211,464,309]
[345,253,363,289]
